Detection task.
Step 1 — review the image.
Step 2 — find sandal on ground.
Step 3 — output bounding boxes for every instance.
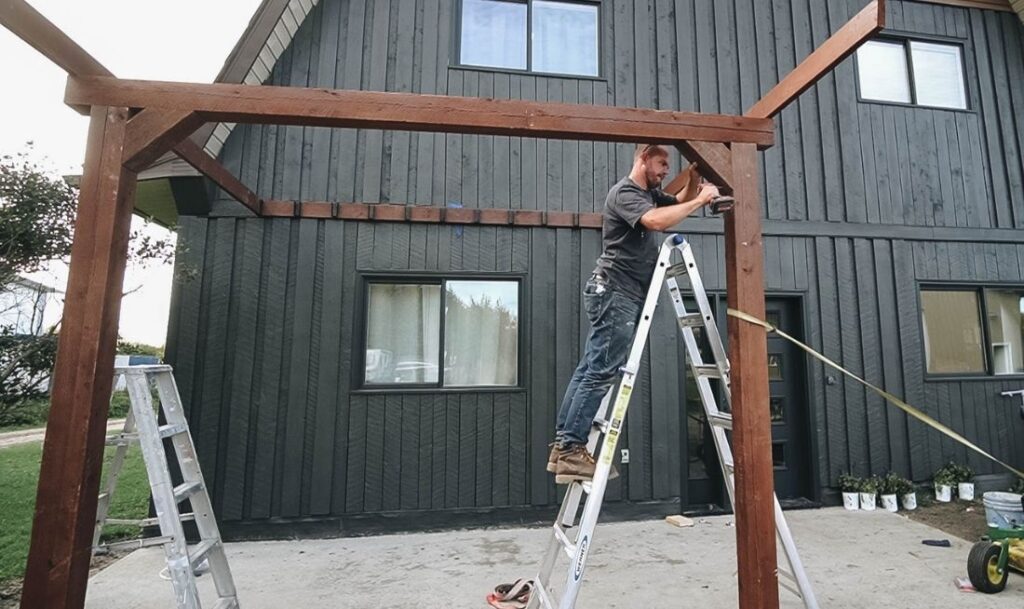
[486,578,533,608]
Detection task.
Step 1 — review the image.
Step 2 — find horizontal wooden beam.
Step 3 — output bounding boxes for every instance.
[259,201,605,229]
[171,138,262,215]
[65,76,776,147]
[746,0,885,119]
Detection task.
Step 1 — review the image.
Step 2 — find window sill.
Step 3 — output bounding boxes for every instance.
[856,98,975,114]
[925,374,1024,383]
[449,64,607,83]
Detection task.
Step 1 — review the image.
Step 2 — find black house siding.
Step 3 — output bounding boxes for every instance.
[165,0,1024,527]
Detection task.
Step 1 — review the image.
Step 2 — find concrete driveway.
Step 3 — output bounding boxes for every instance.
[86,508,1023,608]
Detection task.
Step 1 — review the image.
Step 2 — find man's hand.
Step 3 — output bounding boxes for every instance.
[697,182,720,206]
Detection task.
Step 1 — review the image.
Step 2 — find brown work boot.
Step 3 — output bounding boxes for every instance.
[555,444,595,484]
[554,444,620,484]
[546,442,559,473]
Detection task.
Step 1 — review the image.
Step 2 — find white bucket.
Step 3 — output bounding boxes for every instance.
[880,494,899,512]
[842,492,859,510]
[958,482,975,501]
[982,491,1023,529]
[935,484,952,502]
[901,493,917,511]
[859,492,876,511]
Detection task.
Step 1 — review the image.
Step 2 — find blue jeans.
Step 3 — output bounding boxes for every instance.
[555,275,643,446]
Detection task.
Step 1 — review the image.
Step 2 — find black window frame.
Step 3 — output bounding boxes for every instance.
[356,272,525,392]
[854,34,971,112]
[453,0,604,80]
[919,283,1024,381]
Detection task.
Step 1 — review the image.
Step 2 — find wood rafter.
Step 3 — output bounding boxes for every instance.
[64,76,777,148]
[747,0,885,119]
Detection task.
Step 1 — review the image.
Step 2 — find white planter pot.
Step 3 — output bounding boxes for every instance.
[935,484,952,502]
[842,492,859,510]
[958,482,975,501]
[880,494,899,512]
[859,492,877,511]
[901,493,918,511]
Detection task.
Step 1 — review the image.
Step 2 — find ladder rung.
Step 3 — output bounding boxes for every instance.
[707,412,732,430]
[533,581,556,609]
[552,524,576,559]
[159,423,189,438]
[693,365,722,378]
[677,312,706,328]
[105,433,137,446]
[173,481,203,503]
[188,539,219,570]
[96,535,173,554]
[105,513,195,528]
[666,262,690,278]
[591,418,610,434]
[213,599,239,609]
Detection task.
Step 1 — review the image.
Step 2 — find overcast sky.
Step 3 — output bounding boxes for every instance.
[0,0,263,346]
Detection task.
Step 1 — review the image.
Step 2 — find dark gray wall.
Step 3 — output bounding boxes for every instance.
[218,0,1024,228]
[167,0,1024,526]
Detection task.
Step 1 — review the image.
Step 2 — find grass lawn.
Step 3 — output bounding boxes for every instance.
[0,441,150,588]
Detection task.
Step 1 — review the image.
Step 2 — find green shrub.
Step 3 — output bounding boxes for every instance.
[837,472,861,493]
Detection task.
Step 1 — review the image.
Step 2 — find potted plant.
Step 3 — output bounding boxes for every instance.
[933,465,954,502]
[859,476,878,511]
[897,476,917,510]
[838,473,861,511]
[879,473,901,512]
[952,463,975,501]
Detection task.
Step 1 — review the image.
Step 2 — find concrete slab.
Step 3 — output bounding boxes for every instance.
[86,508,1024,608]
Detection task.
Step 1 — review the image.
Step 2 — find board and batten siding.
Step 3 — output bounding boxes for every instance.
[165,0,1024,527]
[215,0,1024,229]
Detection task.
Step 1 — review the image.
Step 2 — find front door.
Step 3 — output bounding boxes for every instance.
[684,296,811,507]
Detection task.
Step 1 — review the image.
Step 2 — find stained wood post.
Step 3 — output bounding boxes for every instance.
[21,106,137,609]
[724,142,779,609]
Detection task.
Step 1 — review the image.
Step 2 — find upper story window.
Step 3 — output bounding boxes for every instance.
[363,278,520,388]
[856,38,967,110]
[458,0,600,77]
[920,286,1024,377]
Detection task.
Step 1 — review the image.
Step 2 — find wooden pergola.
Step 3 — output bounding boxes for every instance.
[1,1,885,608]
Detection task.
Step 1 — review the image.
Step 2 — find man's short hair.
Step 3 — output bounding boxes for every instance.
[634,144,669,160]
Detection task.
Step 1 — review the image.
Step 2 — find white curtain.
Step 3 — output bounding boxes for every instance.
[460,0,527,70]
[365,284,441,384]
[444,281,519,386]
[532,1,599,76]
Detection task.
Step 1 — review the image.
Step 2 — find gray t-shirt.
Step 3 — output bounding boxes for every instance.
[593,177,677,301]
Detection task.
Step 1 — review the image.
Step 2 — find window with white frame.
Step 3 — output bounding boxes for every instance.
[856,39,967,110]
[458,0,600,77]
[920,286,1024,376]
[363,278,520,387]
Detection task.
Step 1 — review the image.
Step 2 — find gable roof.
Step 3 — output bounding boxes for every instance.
[1012,0,1024,22]
[137,0,321,221]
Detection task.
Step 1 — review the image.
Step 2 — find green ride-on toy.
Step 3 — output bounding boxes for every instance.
[967,494,1024,594]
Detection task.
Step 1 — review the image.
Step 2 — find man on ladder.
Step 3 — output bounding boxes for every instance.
[549,144,719,483]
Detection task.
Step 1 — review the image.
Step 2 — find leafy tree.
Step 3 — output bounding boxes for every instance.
[0,145,175,425]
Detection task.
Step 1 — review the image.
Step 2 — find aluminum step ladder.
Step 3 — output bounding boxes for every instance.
[529,234,818,609]
[94,365,239,609]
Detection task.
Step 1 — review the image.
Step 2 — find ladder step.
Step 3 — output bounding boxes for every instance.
[173,481,204,503]
[105,433,136,446]
[552,524,576,559]
[693,365,722,379]
[666,262,691,278]
[105,513,195,528]
[591,417,610,434]
[707,412,732,430]
[188,539,219,570]
[677,312,706,329]
[213,599,239,609]
[159,423,189,438]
